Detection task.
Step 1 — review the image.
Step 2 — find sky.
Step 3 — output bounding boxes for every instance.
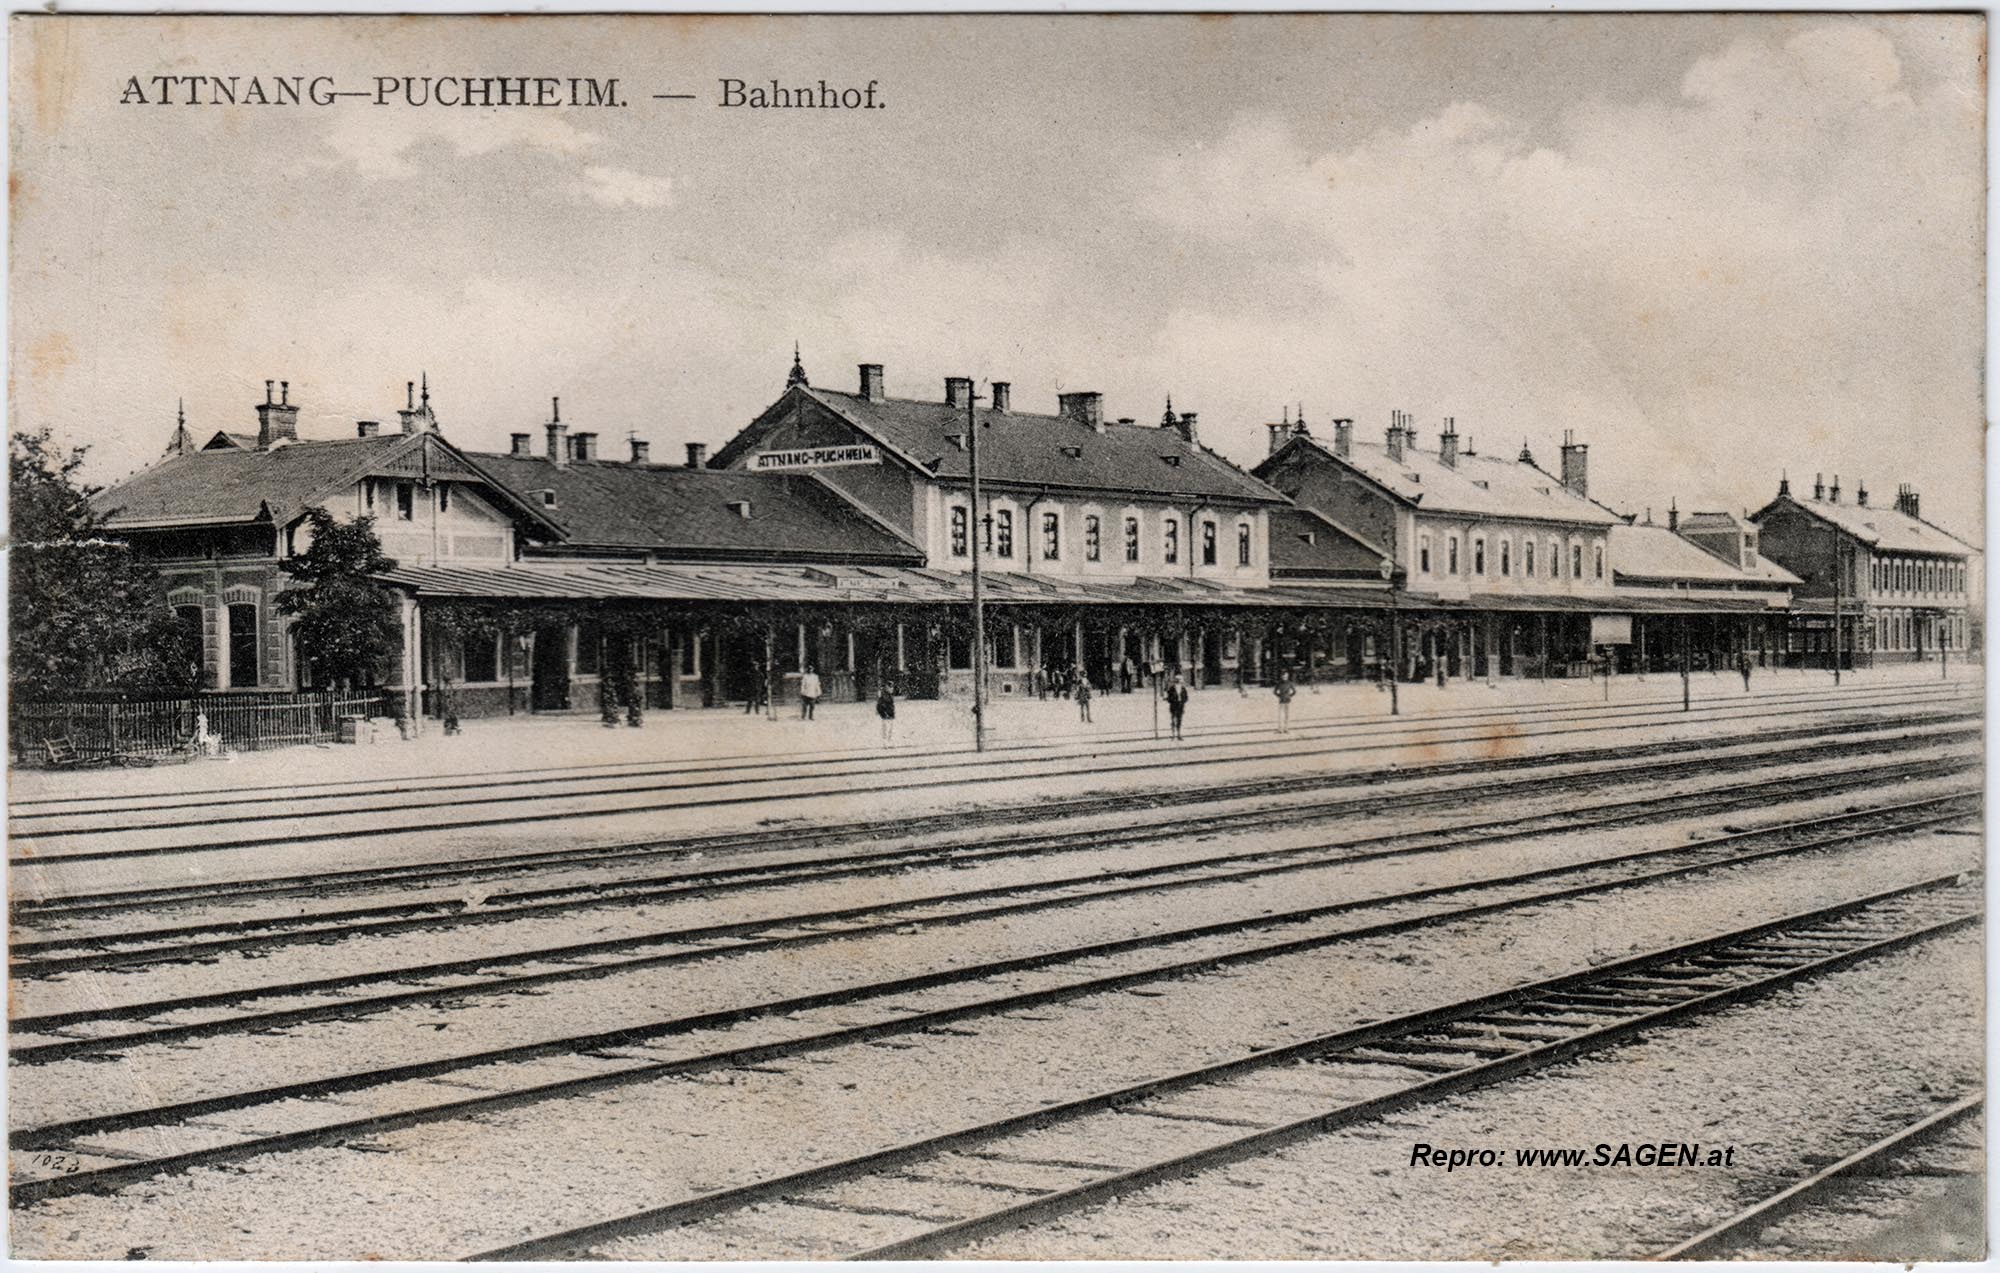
[9,13,1986,538]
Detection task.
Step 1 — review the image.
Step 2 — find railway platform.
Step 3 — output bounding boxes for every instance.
[11,660,1981,805]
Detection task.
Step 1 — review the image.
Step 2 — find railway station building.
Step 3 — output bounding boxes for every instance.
[1749,474,1979,668]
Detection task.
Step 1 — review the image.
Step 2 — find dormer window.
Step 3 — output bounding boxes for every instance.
[1161,455,1182,467]
[1061,445,1084,459]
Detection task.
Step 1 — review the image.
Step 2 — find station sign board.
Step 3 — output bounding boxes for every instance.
[1590,613,1634,645]
[751,444,881,472]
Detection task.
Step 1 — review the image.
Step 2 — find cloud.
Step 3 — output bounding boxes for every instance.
[315,110,600,180]
[569,165,673,209]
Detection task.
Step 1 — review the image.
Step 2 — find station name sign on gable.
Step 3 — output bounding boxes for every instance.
[751,444,881,472]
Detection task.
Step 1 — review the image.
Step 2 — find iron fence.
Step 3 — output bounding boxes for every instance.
[12,691,386,764]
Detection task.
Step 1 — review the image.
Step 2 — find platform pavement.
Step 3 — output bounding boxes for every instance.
[9,660,1980,804]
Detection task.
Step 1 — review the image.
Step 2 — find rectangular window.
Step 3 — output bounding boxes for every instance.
[1420,535,1432,573]
[1237,523,1252,566]
[995,509,1014,558]
[950,506,968,557]
[1201,521,1217,566]
[462,634,498,683]
[1164,520,1179,564]
[364,480,376,511]
[1124,517,1140,562]
[993,625,1017,668]
[227,603,259,688]
[439,484,451,514]
[396,482,415,522]
[1085,515,1102,562]
[1473,537,1485,575]
[1500,541,1511,576]
[1042,512,1061,561]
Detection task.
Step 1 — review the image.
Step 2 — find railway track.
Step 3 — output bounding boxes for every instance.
[10,677,1961,824]
[11,746,1977,982]
[11,689,1976,865]
[10,796,1975,1204]
[459,875,1982,1260]
[1653,1094,1984,1259]
[14,714,1978,926]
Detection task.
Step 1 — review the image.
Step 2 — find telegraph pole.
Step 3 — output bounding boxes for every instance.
[1831,529,1843,687]
[968,380,988,752]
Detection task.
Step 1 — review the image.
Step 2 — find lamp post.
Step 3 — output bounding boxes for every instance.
[1379,556,1402,717]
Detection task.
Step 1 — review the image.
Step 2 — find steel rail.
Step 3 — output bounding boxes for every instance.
[11,783,1977,1059]
[15,742,1974,970]
[11,698,1976,866]
[461,877,1980,1262]
[14,716,1977,924]
[11,677,1964,820]
[9,807,1977,1204]
[1651,1094,1984,1260]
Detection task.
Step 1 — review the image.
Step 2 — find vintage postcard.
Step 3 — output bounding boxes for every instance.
[5,10,1986,1263]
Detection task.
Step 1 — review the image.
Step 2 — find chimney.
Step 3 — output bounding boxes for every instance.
[1896,484,1921,519]
[1813,472,1825,501]
[1385,410,1405,463]
[1439,417,1459,469]
[255,379,300,448]
[1334,417,1353,458]
[1778,471,1791,499]
[397,373,437,435]
[545,397,569,467]
[1828,474,1841,504]
[1266,422,1290,457]
[1855,480,1868,507]
[571,432,599,463]
[1059,391,1105,433]
[1559,430,1588,497]
[991,382,1011,413]
[356,420,380,438]
[1667,499,1679,532]
[944,376,974,410]
[1175,411,1199,444]
[859,364,885,401]
[510,432,532,457]
[629,438,651,464]
[685,442,709,469]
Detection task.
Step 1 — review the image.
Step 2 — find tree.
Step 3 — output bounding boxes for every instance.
[9,429,199,698]
[276,506,402,691]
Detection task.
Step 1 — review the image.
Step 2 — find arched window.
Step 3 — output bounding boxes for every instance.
[1237,523,1252,566]
[1084,515,1102,562]
[1571,542,1584,579]
[1472,537,1485,575]
[1447,535,1459,575]
[949,505,968,557]
[1524,540,1536,577]
[1164,520,1179,564]
[1499,539,1511,576]
[994,508,1014,558]
[1419,534,1432,573]
[1594,543,1605,580]
[1124,517,1140,562]
[224,596,260,689]
[1201,521,1218,566]
[1042,512,1061,561]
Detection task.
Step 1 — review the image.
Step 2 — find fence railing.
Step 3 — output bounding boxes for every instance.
[12,691,386,763]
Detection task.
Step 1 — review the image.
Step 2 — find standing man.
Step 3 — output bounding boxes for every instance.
[1076,674,1093,723]
[1165,673,1189,741]
[799,665,821,720]
[1738,650,1753,693]
[1274,671,1296,734]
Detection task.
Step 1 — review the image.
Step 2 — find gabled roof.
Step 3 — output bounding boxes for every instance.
[468,453,923,564]
[93,432,564,537]
[1258,434,1621,527]
[1268,506,1391,578]
[201,431,260,451]
[1610,522,1799,587]
[778,386,1286,506]
[1752,493,1976,557]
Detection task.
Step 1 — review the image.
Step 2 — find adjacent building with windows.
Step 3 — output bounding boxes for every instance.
[1751,474,1978,667]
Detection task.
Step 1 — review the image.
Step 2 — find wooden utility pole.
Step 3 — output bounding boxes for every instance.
[967,380,988,752]
[1831,528,1843,687]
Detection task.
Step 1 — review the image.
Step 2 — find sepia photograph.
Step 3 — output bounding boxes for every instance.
[4,9,1987,1262]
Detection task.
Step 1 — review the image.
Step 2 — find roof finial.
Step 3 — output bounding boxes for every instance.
[787,341,809,388]
[1281,404,1290,426]
[420,371,430,407]
[1161,394,1176,428]
[177,397,185,427]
